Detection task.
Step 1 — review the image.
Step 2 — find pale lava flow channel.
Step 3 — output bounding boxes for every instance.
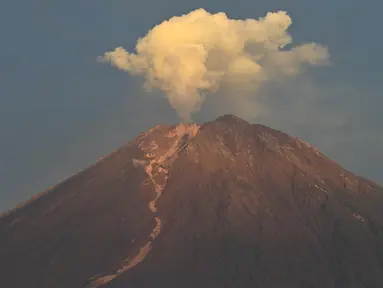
[87,123,200,287]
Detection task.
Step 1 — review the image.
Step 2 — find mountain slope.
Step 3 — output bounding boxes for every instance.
[1,114,383,288]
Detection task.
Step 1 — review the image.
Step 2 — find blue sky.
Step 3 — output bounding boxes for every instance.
[0,0,381,212]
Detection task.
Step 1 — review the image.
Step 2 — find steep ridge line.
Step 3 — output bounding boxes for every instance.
[86,123,200,287]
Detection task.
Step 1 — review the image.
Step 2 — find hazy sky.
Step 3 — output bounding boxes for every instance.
[0,0,381,212]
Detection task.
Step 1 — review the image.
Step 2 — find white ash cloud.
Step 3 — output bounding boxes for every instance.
[99,8,329,121]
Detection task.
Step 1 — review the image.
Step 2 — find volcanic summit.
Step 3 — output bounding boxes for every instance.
[1,114,383,288]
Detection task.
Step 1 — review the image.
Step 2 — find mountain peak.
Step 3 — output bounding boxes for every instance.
[1,115,383,288]
[214,113,250,124]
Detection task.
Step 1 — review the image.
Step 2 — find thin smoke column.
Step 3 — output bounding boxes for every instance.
[99,8,329,121]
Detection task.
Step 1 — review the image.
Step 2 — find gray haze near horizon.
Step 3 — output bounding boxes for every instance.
[0,0,382,212]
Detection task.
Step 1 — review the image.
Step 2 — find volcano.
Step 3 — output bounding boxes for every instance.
[1,114,383,288]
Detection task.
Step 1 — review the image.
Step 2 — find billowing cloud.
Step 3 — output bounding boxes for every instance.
[99,8,329,121]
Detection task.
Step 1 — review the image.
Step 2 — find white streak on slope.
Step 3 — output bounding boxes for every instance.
[87,123,199,287]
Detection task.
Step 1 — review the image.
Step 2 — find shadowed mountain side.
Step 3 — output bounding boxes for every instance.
[1,115,383,288]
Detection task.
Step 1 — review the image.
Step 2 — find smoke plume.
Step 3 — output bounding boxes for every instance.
[99,8,329,121]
